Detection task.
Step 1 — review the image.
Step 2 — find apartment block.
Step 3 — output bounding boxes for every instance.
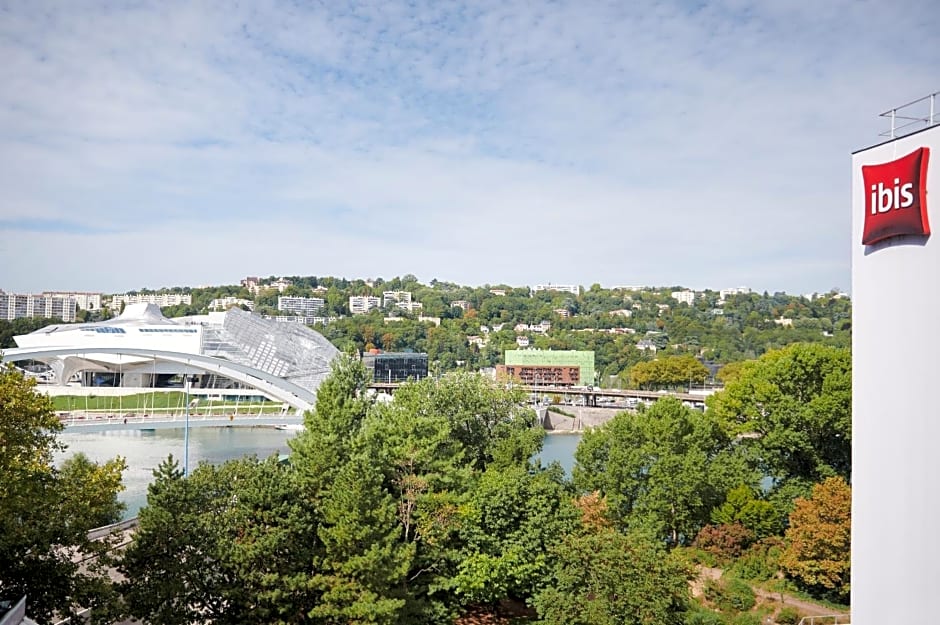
[531,284,580,295]
[277,296,325,316]
[108,293,192,311]
[0,292,76,322]
[383,291,412,307]
[349,296,381,315]
[43,291,103,311]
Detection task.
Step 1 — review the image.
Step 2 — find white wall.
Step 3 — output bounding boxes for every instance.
[852,125,940,623]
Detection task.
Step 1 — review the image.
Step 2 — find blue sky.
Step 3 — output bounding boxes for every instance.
[0,0,936,295]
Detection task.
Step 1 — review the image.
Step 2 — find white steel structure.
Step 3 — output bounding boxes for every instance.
[852,109,939,624]
[4,303,340,413]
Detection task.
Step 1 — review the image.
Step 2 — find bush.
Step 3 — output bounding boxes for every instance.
[694,523,755,563]
[730,537,785,582]
[705,575,756,613]
[685,607,727,625]
[730,614,761,625]
[776,606,801,624]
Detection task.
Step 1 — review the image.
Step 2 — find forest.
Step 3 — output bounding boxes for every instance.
[1,341,851,624]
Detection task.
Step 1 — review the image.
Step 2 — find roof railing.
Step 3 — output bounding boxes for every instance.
[880,91,938,139]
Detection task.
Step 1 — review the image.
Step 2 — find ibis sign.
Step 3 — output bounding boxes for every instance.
[861,147,930,245]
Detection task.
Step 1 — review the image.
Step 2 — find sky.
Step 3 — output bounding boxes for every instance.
[0,0,937,296]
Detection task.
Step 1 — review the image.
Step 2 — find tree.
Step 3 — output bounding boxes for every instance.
[533,529,691,625]
[574,398,754,545]
[710,484,781,539]
[628,354,709,390]
[120,455,323,625]
[707,344,851,486]
[780,477,851,602]
[0,365,126,623]
[452,464,578,605]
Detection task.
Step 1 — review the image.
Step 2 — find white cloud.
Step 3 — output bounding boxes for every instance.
[0,0,936,294]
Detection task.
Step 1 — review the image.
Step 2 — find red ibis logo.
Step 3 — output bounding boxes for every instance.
[862,147,930,245]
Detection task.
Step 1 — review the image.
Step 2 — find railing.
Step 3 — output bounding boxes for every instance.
[797,615,850,625]
[880,91,938,139]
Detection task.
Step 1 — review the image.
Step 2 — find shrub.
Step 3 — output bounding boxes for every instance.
[685,607,727,625]
[694,523,755,563]
[705,575,756,613]
[776,606,801,624]
[730,536,785,582]
[730,614,761,625]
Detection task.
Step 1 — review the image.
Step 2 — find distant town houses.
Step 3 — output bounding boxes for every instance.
[108,293,192,311]
[670,290,696,305]
[514,321,551,334]
[531,284,579,296]
[636,339,658,352]
[241,276,293,296]
[719,286,751,302]
[209,297,254,311]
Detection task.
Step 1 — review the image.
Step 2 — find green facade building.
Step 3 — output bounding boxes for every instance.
[504,350,595,385]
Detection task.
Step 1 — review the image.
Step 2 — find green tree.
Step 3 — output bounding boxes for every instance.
[711,484,781,539]
[0,365,126,624]
[707,344,851,486]
[628,354,709,390]
[574,398,753,545]
[534,528,691,625]
[120,455,322,625]
[453,464,578,605]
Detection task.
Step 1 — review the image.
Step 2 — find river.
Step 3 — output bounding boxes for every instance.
[57,427,583,520]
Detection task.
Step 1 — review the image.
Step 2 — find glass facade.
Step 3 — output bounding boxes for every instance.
[362,352,429,383]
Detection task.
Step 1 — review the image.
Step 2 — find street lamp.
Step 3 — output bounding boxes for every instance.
[183,374,196,476]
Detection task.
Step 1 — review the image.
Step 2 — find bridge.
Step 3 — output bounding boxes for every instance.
[369,382,715,408]
[58,412,304,433]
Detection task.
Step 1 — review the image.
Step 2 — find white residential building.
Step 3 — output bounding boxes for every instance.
[383,291,412,307]
[109,293,192,311]
[516,336,530,347]
[43,291,103,311]
[553,308,571,318]
[531,284,579,295]
[0,292,76,322]
[610,309,633,318]
[671,290,696,305]
[719,286,751,302]
[451,300,471,311]
[209,297,254,311]
[278,296,325,316]
[349,296,381,314]
[489,289,507,296]
[636,339,658,352]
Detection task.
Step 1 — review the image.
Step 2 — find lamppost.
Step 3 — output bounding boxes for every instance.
[184,374,195,476]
